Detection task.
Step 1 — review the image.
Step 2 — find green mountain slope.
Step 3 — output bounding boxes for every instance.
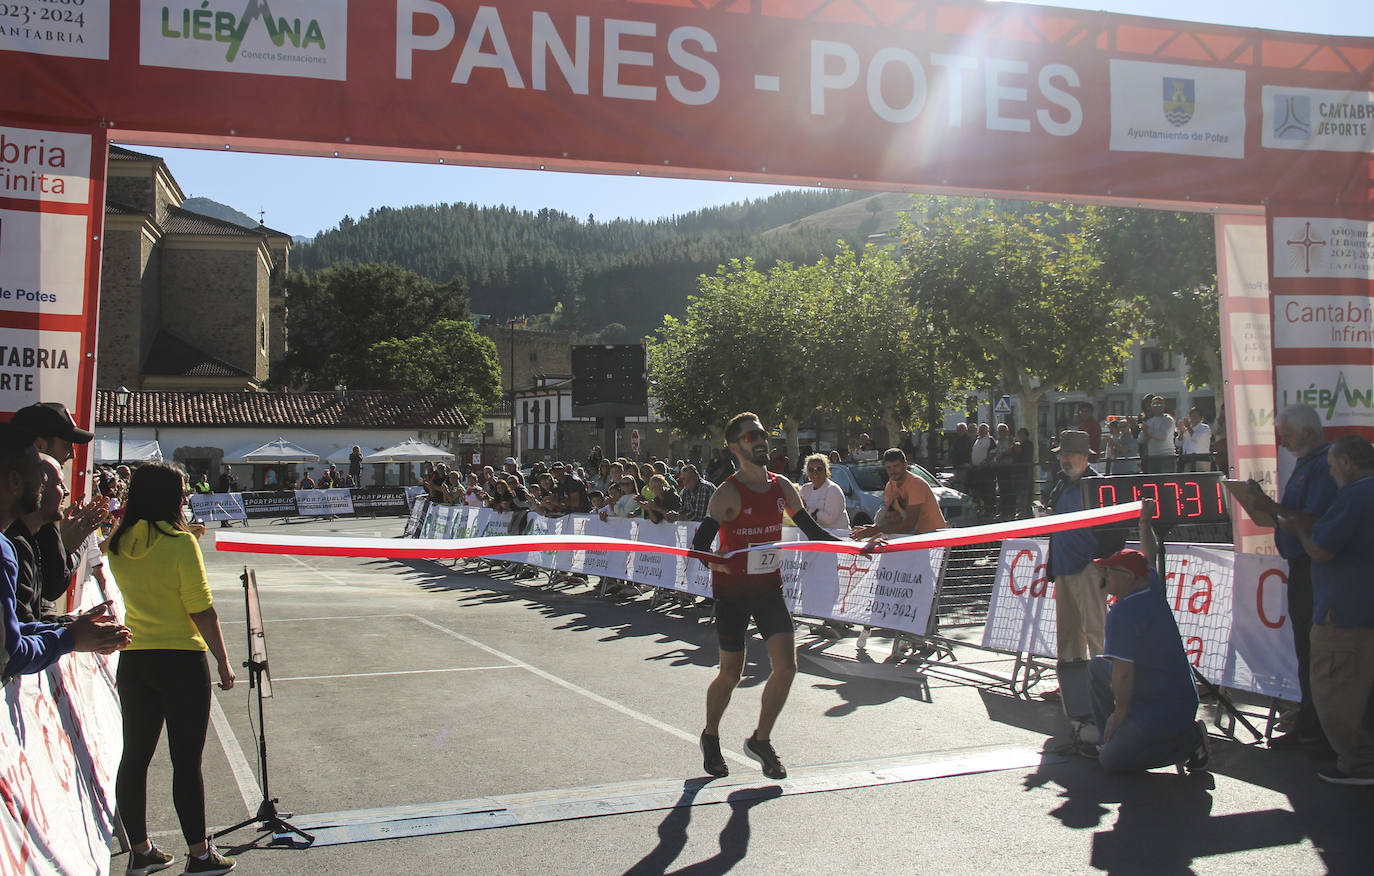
[291,189,872,337]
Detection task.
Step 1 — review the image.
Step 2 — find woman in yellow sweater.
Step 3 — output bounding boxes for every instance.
[107,463,237,876]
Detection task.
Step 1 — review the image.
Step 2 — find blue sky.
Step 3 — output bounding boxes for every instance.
[122,1,1374,238]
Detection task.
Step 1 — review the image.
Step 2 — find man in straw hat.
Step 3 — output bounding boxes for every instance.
[1046,430,1110,666]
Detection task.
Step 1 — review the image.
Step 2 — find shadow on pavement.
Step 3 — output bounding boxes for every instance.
[624,780,784,876]
[1010,714,1374,873]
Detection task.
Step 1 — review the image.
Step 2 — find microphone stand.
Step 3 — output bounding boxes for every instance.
[213,568,314,846]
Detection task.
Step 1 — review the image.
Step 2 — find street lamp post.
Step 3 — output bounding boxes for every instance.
[114,385,131,465]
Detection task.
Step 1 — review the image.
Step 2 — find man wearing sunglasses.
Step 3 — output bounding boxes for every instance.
[691,412,849,781]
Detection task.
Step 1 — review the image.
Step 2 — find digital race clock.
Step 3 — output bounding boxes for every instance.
[1081,472,1230,525]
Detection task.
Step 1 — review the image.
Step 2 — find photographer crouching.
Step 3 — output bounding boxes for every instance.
[1086,501,1209,774]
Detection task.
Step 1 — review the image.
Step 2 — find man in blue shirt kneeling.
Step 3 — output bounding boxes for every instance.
[1088,526,1208,773]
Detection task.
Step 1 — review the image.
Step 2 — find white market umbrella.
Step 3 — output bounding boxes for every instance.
[223,437,320,464]
[363,438,455,463]
[92,437,163,464]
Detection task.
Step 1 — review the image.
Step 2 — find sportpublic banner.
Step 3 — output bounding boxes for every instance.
[294,488,354,517]
[0,576,124,876]
[188,491,247,522]
[982,538,1298,700]
[1,4,1369,208]
[192,488,414,522]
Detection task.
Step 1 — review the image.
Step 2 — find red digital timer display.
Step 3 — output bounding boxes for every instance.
[1081,473,1230,524]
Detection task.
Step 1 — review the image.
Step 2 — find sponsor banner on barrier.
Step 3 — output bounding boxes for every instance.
[242,490,297,518]
[350,486,409,514]
[295,488,354,517]
[630,518,678,588]
[982,538,1057,658]
[189,491,247,522]
[982,539,1296,699]
[1,576,123,875]
[1225,553,1299,701]
[402,497,430,538]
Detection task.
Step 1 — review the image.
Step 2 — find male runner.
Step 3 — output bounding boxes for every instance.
[691,412,846,779]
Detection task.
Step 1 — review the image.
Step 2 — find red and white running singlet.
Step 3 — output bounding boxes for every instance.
[714,471,786,597]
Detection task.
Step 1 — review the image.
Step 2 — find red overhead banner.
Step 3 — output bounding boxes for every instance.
[1,1,1370,208]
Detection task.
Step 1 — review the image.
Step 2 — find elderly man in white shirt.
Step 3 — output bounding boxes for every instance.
[1178,408,1212,472]
[1142,396,1177,473]
[799,454,849,530]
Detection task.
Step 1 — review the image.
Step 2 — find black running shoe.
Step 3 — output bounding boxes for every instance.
[745,734,787,779]
[700,732,728,777]
[1185,720,1210,773]
[184,842,235,875]
[126,844,174,876]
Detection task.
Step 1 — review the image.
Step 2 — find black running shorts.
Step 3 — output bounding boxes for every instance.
[714,588,793,652]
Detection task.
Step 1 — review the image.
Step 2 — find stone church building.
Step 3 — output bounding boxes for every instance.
[99,145,290,391]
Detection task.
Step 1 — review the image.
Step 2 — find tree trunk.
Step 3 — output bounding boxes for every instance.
[785,417,801,472]
[1018,387,1049,498]
[882,408,901,453]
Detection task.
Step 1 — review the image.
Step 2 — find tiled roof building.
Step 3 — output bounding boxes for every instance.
[96,390,467,429]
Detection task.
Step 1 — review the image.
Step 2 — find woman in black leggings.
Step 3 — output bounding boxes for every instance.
[107,463,237,875]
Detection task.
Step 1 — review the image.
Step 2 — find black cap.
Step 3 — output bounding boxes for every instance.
[10,402,94,444]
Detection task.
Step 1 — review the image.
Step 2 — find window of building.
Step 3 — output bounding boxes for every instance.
[544,398,551,422]
[1053,402,1080,433]
[483,422,494,437]
[260,318,267,351]
[1140,348,1175,373]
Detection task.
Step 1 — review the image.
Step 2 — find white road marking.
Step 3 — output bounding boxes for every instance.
[208,691,260,816]
[409,615,753,767]
[218,613,413,625]
[283,554,358,587]
[273,665,519,682]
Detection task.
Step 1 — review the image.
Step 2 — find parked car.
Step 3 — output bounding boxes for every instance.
[827,462,975,527]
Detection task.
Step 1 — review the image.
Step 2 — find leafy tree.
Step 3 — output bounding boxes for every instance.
[1096,210,1219,392]
[902,201,1144,459]
[277,262,472,392]
[366,319,502,417]
[647,246,935,459]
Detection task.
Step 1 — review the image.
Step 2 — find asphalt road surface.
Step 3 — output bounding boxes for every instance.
[108,517,1372,875]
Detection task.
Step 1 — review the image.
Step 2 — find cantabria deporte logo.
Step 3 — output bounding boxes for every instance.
[140,0,347,81]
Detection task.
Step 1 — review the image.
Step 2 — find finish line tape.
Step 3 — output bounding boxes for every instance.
[215,502,1143,560]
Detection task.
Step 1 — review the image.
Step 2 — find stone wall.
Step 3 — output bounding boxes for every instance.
[478,325,574,394]
[97,226,159,389]
[106,175,154,214]
[160,247,264,378]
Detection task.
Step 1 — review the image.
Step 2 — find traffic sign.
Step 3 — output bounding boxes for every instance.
[994,395,1013,414]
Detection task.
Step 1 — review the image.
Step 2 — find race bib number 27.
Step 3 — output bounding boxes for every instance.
[747,549,782,575]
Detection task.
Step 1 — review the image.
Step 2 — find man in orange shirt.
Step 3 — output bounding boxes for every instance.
[851,448,946,538]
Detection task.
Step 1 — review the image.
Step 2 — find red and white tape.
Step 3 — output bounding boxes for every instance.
[215,502,1144,560]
